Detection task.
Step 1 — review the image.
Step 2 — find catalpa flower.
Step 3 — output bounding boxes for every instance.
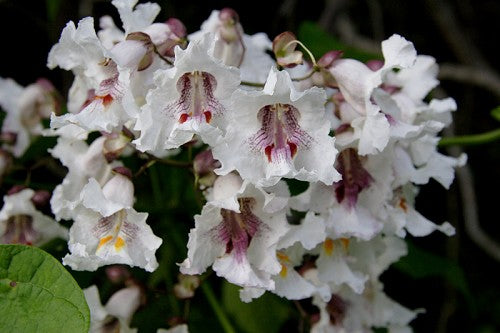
[63,173,162,272]
[311,281,417,333]
[48,17,133,134]
[50,136,119,221]
[190,9,275,83]
[213,67,340,187]
[134,33,240,152]
[330,34,417,155]
[84,284,141,333]
[0,188,67,246]
[0,78,57,157]
[180,173,289,289]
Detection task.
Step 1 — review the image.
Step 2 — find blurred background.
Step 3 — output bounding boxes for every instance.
[0,0,499,332]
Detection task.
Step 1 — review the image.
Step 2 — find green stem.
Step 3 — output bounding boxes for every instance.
[201,283,235,333]
[438,128,500,147]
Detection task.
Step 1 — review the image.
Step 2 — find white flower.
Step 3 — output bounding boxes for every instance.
[330,34,417,155]
[0,78,56,156]
[50,136,118,221]
[63,174,162,272]
[84,284,141,333]
[180,173,289,289]
[190,10,275,83]
[213,67,340,187]
[311,281,417,333]
[0,189,67,246]
[134,33,240,152]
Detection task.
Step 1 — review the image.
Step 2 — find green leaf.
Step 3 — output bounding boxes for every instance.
[0,244,90,333]
[298,21,380,61]
[222,282,291,333]
[490,106,500,122]
[394,242,474,310]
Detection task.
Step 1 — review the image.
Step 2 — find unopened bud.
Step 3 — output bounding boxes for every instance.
[218,8,242,43]
[166,18,187,39]
[173,274,200,299]
[318,50,343,69]
[366,59,384,71]
[103,132,131,162]
[112,166,133,179]
[0,132,17,145]
[7,185,26,195]
[273,31,303,68]
[105,265,131,284]
[31,190,51,208]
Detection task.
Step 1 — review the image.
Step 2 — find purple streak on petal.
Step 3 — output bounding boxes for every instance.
[334,148,373,208]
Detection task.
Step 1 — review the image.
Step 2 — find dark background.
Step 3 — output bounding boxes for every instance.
[1,0,499,332]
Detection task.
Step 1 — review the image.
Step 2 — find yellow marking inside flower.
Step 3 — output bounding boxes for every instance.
[324,238,334,256]
[340,238,350,251]
[279,264,288,278]
[97,235,113,251]
[276,251,290,263]
[114,236,126,251]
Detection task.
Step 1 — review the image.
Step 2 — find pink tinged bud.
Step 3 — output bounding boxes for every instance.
[31,190,51,208]
[365,59,384,71]
[193,150,220,176]
[326,294,347,325]
[112,166,133,180]
[105,265,131,284]
[318,51,343,69]
[7,185,26,195]
[334,148,373,208]
[218,8,241,43]
[173,274,200,299]
[103,133,132,162]
[215,198,261,262]
[152,18,188,57]
[111,32,155,71]
[166,18,187,39]
[334,123,352,135]
[1,214,37,245]
[248,104,312,164]
[273,31,303,68]
[0,131,17,145]
[167,71,224,124]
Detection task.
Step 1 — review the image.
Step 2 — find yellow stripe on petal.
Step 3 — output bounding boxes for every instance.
[114,237,126,251]
[324,238,334,256]
[97,235,113,251]
[279,264,288,278]
[340,238,350,251]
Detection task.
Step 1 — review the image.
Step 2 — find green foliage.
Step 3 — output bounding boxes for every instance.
[0,244,90,333]
[394,242,474,310]
[222,282,291,333]
[298,21,380,61]
[490,106,500,122]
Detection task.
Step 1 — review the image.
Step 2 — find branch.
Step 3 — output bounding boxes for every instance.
[439,64,500,100]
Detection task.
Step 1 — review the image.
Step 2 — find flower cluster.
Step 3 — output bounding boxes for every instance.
[0,0,465,332]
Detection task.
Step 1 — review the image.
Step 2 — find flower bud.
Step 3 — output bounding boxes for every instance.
[273,32,303,68]
[103,170,134,207]
[173,274,200,299]
[31,190,51,208]
[0,131,17,145]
